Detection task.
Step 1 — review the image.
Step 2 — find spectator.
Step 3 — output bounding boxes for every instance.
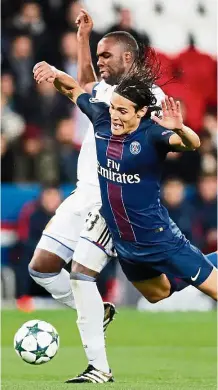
[3,35,35,97]
[106,7,150,47]
[191,174,217,253]
[18,81,70,134]
[198,130,217,176]
[64,0,102,71]
[9,2,46,37]
[55,118,79,183]
[161,178,194,241]
[16,124,59,184]
[66,0,84,32]
[1,72,26,143]
[202,107,217,147]
[59,31,78,79]
[15,186,62,310]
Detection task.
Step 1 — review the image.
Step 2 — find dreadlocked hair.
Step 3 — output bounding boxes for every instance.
[114,45,162,111]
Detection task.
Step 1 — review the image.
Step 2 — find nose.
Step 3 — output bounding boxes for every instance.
[110,109,119,121]
[97,57,104,68]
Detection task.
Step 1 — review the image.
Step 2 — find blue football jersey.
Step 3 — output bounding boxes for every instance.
[77,93,176,244]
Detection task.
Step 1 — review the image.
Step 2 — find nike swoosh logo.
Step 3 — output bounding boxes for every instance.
[191,267,201,281]
[95,133,108,140]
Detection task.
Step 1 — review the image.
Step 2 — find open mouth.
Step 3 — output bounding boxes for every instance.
[112,123,124,131]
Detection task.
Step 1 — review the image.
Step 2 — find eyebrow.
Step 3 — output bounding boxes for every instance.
[96,51,111,58]
[110,102,128,110]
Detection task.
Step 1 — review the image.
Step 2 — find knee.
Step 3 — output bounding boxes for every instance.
[145,288,170,304]
[146,295,162,304]
[71,260,98,278]
[29,249,64,274]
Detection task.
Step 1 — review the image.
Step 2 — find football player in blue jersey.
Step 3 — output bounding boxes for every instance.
[34,52,217,304]
[33,9,215,315]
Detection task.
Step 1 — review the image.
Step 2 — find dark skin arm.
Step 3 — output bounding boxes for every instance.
[75,9,98,93]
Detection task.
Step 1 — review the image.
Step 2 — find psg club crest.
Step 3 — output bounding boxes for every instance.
[130,141,141,155]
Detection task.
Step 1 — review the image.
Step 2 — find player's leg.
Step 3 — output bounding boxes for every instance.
[152,242,217,301]
[132,274,171,303]
[206,251,218,267]
[28,193,80,308]
[118,256,172,302]
[132,252,217,302]
[196,268,217,300]
[29,195,116,330]
[66,208,114,383]
[29,245,75,308]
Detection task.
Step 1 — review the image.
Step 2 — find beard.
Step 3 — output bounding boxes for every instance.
[101,66,126,86]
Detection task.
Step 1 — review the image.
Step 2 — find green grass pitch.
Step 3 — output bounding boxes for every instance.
[1,309,217,389]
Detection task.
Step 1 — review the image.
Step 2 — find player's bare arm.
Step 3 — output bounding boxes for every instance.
[33,61,84,104]
[76,9,98,93]
[153,96,201,151]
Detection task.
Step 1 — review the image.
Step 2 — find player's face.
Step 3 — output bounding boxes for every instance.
[109,92,147,135]
[97,38,130,85]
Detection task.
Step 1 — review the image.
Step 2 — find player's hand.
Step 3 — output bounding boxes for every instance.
[75,9,93,40]
[152,97,183,131]
[33,61,58,84]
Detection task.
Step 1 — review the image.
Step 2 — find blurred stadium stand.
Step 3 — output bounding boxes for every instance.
[1,0,217,308]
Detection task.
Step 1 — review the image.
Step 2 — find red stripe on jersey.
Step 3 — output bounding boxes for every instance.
[107,182,136,241]
[106,135,126,160]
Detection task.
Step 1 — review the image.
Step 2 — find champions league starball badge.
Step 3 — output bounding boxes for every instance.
[130,141,141,155]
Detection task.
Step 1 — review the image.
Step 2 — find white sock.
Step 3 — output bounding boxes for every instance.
[30,268,75,309]
[71,279,110,373]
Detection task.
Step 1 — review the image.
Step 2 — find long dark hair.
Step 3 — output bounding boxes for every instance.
[114,45,162,111]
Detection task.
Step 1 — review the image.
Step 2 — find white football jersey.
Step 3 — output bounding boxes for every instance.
[77,80,165,188]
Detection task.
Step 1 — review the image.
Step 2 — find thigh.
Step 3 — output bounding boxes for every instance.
[155,242,214,287]
[118,256,162,282]
[73,207,115,273]
[197,267,217,300]
[29,248,65,273]
[42,192,85,244]
[132,274,170,298]
[37,190,99,263]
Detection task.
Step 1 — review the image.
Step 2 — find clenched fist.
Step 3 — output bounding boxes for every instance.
[33,61,58,84]
[75,9,93,40]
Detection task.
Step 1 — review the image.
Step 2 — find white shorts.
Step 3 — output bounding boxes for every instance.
[73,207,116,272]
[36,185,114,272]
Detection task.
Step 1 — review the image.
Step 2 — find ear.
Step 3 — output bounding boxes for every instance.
[137,106,148,118]
[124,52,133,63]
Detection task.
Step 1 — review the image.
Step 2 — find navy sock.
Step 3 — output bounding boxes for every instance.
[206,252,217,267]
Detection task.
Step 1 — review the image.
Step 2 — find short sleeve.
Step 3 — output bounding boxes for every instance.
[148,122,175,153]
[92,82,100,97]
[76,93,109,126]
[152,85,165,106]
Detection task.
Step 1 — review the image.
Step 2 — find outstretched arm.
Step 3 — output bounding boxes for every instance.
[153,97,201,151]
[33,61,84,104]
[33,61,105,125]
[76,9,98,93]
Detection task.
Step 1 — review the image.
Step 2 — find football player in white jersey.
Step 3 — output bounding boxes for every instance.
[31,11,166,384]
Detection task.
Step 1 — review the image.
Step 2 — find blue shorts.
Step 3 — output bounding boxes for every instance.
[116,238,213,287]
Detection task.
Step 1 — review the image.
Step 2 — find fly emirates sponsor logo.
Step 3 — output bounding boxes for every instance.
[97,158,140,184]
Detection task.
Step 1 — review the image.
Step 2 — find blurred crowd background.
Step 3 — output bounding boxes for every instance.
[1,0,217,309]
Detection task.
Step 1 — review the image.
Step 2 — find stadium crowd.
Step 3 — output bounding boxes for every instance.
[1,0,217,305]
